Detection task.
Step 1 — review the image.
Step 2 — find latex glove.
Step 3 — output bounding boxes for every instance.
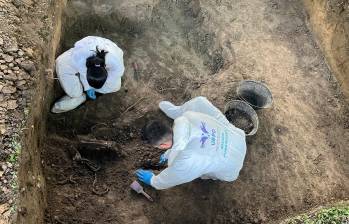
[86,89,96,100]
[135,169,154,186]
[159,153,168,165]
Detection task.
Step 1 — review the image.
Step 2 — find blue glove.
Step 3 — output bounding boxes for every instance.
[159,153,168,165]
[86,89,96,100]
[135,169,154,186]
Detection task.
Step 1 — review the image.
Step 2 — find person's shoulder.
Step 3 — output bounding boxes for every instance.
[174,115,192,127]
[74,36,96,47]
[182,110,210,120]
[74,36,114,48]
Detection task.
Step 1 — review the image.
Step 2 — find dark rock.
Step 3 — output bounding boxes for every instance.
[20,60,35,73]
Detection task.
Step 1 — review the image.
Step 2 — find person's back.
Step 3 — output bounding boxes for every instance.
[174,111,246,180]
[51,36,124,113]
[136,97,247,190]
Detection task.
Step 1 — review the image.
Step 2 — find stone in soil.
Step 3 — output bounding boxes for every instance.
[20,60,35,73]
[0,65,8,71]
[17,71,29,80]
[4,73,17,81]
[24,48,34,57]
[0,124,5,135]
[4,43,18,53]
[3,55,14,63]
[16,80,26,87]
[1,86,16,94]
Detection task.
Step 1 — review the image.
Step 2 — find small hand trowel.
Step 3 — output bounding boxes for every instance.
[130,180,154,202]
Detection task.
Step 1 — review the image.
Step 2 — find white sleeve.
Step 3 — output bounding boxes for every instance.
[55,49,84,97]
[78,72,91,91]
[97,52,125,93]
[158,101,181,119]
[159,96,230,125]
[163,149,171,159]
[150,155,207,190]
[172,117,190,151]
[166,116,191,165]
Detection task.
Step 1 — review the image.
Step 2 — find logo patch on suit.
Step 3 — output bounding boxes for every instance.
[200,122,216,148]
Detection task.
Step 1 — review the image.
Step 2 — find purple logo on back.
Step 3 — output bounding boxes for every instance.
[200,122,209,148]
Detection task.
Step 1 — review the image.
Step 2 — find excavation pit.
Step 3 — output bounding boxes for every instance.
[14,0,349,224]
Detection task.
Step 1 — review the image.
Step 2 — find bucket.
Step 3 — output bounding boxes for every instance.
[237,80,273,109]
[224,100,259,136]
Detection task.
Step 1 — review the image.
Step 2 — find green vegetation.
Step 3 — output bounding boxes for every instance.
[7,136,21,215]
[287,205,349,224]
[8,135,21,164]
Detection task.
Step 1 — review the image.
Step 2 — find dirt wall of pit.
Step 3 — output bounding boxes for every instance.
[303,0,349,98]
[16,1,66,223]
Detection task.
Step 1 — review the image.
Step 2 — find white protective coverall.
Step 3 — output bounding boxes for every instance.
[52,36,124,113]
[150,97,247,190]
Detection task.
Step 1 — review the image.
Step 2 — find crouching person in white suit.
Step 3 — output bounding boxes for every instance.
[136,96,247,190]
[51,36,125,113]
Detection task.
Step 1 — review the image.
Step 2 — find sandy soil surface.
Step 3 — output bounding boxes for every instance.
[39,0,349,223]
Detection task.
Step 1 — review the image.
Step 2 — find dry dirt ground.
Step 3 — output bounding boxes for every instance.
[0,0,53,222]
[41,0,349,223]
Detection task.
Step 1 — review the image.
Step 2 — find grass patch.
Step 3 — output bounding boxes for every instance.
[286,205,349,224]
[5,136,21,215]
[8,135,21,164]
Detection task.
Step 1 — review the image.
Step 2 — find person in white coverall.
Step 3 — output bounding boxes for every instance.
[51,36,125,113]
[136,96,247,190]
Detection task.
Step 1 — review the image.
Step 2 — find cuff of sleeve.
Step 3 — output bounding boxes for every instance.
[163,149,171,159]
[150,176,157,189]
[150,175,165,190]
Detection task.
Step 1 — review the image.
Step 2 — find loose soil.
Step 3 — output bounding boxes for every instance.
[225,109,254,134]
[41,0,349,224]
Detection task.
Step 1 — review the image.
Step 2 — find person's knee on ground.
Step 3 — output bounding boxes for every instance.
[52,36,125,113]
[51,94,86,113]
